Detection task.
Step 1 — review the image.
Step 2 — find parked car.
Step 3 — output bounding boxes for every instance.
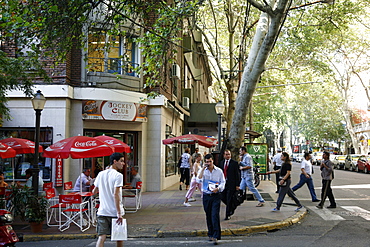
[356,155,370,173]
[312,152,324,165]
[333,155,346,169]
[344,154,361,171]
[296,153,304,162]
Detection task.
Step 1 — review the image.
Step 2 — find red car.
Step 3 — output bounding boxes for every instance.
[357,155,370,173]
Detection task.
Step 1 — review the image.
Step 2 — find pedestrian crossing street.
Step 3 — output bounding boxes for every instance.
[307,206,370,221]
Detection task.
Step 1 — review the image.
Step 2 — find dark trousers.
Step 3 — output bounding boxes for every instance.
[179,168,190,186]
[203,193,221,240]
[276,179,301,209]
[221,188,237,218]
[292,174,318,201]
[319,179,336,207]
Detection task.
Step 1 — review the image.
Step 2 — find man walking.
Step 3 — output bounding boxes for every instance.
[93,153,125,247]
[292,152,320,202]
[198,154,225,245]
[316,151,336,209]
[272,148,283,193]
[239,146,265,207]
[219,149,240,220]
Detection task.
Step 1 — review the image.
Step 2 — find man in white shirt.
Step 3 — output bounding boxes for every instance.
[292,152,320,202]
[272,148,283,193]
[197,153,225,245]
[93,153,125,247]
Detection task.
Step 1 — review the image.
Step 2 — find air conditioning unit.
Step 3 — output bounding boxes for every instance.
[182,97,190,110]
[172,64,181,79]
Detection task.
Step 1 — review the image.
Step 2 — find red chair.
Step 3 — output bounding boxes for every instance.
[58,194,90,232]
[122,181,142,213]
[43,182,53,191]
[45,188,69,227]
[63,181,73,194]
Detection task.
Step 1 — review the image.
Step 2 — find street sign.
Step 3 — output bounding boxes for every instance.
[246,143,268,173]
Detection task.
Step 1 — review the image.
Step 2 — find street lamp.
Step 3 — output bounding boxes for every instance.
[31,90,46,195]
[215,101,225,151]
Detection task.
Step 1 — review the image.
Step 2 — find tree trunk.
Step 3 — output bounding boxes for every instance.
[228,0,290,155]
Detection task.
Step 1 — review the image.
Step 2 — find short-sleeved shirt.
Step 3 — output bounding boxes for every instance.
[73,173,91,192]
[94,168,124,217]
[240,153,253,178]
[280,162,292,180]
[273,153,283,167]
[180,153,191,168]
[301,159,312,175]
[130,174,141,188]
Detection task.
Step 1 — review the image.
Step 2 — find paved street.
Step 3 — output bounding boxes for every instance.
[16,161,370,246]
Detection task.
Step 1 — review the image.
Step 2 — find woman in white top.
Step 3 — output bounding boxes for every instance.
[183,153,203,206]
[179,147,192,190]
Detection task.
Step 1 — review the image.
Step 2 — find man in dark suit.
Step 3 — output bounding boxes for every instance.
[219,149,241,220]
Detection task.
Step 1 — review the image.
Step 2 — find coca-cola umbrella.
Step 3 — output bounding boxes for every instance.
[0,137,43,154]
[162,134,217,148]
[0,137,43,183]
[43,135,115,192]
[0,143,16,159]
[94,135,131,153]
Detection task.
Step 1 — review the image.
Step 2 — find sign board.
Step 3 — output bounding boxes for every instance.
[55,158,63,187]
[82,100,147,122]
[245,143,268,173]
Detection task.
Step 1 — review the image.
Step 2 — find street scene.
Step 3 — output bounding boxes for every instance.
[1,0,370,246]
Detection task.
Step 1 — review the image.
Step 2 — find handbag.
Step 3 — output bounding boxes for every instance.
[111,218,127,241]
[278,176,287,187]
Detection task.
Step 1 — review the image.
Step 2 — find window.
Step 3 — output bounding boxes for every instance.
[87,30,140,76]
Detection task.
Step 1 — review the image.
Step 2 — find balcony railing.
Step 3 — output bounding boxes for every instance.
[88,57,139,77]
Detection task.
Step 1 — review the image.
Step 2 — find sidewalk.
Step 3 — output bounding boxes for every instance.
[15,180,307,242]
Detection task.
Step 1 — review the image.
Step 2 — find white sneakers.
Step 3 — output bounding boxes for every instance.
[183,202,191,207]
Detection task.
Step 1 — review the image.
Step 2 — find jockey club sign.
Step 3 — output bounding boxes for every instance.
[82,100,147,122]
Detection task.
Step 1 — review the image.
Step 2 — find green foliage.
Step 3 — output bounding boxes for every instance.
[8,185,48,223]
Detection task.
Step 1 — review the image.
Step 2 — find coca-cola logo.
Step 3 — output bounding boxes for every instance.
[74,141,97,147]
[105,140,114,145]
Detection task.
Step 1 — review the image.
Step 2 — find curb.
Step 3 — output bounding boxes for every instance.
[22,209,307,242]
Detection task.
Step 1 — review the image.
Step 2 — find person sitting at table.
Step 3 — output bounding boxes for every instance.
[0,171,8,188]
[16,169,44,195]
[73,168,92,192]
[123,167,141,196]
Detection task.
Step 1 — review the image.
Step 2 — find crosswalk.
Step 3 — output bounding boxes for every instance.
[308,206,370,221]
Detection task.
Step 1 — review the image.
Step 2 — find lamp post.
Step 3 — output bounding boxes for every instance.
[215,101,225,151]
[31,90,46,195]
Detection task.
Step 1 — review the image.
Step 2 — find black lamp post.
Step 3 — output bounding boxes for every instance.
[215,101,225,151]
[31,90,46,195]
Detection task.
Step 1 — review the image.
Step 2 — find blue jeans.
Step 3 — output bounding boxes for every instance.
[202,193,221,240]
[239,176,264,202]
[292,174,318,201]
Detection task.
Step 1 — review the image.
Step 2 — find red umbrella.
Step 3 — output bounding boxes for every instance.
[0,143,16,159]
[162,134,217,148]
[43,136,115,159]
[0,137,43,154]
[94,135,131,153]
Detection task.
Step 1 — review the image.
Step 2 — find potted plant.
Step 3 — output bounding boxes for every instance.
[9,185,48,233]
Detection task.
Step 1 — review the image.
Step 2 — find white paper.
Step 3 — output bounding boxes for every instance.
[111,218,127,241]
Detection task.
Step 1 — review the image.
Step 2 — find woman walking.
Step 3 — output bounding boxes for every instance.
[179,147,192,190]
[183,153,202,206]
[268,152,303,212]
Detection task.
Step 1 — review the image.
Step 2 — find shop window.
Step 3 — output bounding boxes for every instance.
[87,30,140,77]
[165,144,178,177]
[0,127,53,182]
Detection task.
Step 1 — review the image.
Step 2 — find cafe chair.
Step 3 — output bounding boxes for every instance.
[122,181,142,213]
[43,182,53,191]
[45,188,69,227]
[91,197,100,227]
[58,194,91,232]
[63,181,73,194]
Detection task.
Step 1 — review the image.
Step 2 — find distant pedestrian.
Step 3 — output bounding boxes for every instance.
[239,146,265,207]
[93,153,125,247]
[316,151,336,209]
[292,152,319,202]
[268,152,303,212]
[191,147,200,163]
[183,153,202,206]
[197,153,225,245]
[219,149,240,220]
[272,148,283,193]
[179,147,192,190]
